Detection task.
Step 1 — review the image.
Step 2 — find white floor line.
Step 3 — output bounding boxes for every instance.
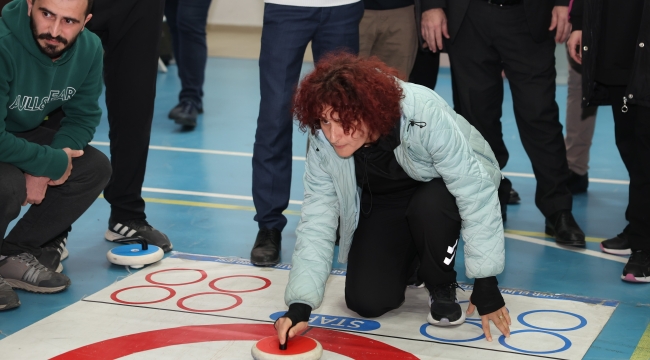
[91,141,629,185]
[141,187,304,205]
[90,141,307,161]
[505,232,628,264]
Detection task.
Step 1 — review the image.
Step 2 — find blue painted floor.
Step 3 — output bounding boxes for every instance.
[1,57,647,359]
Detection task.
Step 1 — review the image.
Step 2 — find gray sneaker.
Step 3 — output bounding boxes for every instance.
[0,253,70,293]
[0,275,20,310]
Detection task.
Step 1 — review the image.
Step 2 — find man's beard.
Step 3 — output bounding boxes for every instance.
[30,16,80,59]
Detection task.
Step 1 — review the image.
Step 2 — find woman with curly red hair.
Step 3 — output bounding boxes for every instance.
[275,53,510,345]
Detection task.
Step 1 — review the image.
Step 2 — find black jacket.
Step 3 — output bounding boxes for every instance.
[421,0,569,44]
[571,0,650,108]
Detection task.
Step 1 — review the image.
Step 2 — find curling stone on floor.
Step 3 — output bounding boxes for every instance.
[106,237,163,269]
[252,335,322,360]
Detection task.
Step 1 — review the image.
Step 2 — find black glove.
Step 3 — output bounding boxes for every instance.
[276,303,312,328]
[470,276,505,316]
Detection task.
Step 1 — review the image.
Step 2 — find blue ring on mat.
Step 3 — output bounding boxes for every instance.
[518,310,587,331]
[419,322,486,343]
[499,329,571,354]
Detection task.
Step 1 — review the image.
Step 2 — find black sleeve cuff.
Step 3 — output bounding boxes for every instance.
[555,0,569,6]
[278,303,312,327]
[570,0,583,31]
[470,277,506,316]
[421,0,445,12]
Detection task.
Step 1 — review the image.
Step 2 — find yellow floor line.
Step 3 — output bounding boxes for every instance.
[631,323,650,360]
[505,229,604,243]
[140,197,302,216]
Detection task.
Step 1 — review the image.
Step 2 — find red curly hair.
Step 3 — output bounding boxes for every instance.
[292,52,403,138]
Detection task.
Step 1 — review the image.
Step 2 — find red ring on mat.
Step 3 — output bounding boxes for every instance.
[209,275,271,293]
[176,292,243,312]
[111,285,176,305]
[145,268,208,286]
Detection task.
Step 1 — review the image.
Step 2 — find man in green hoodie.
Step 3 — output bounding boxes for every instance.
[0,0,111,310]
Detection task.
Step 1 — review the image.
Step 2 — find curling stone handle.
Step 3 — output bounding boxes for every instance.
[113,237,148,250]
[279,330,289,350]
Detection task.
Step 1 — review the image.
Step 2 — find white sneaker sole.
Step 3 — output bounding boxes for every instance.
[56,263,63,273]
[61,247,69,261]
[600,244,632,256]
[5,279,69,294]
[427,310,466,326]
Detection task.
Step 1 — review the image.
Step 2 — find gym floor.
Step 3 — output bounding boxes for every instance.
[0,41,648,359]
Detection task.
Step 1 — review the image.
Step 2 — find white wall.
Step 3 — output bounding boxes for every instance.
[208,0,265,27]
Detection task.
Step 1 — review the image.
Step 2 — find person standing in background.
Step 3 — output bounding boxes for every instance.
[87,0,173,252]
[165,0,213,129]
[568,0,650,278]
[358,0,418,80]
[250,0,364,267]
[421,0,586,248]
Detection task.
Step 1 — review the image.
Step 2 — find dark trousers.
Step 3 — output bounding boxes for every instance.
[408,50,440,91]
[0,127,112,257]
[345,179,460,318]
[447,0,572,217]
[605,86,650,251]
[164,0,213,107]
[252,2,363,231]
[86,0,165,223]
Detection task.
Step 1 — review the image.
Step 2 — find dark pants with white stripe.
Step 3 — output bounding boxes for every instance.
[0,127,112,257]
[345,178,461,318]
[252,2,364,232]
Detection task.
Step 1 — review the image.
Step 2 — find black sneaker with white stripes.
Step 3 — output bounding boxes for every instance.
[427,282,466,326]
[106,218,173,252]
[0,253,70,293]
[38,231,69,273]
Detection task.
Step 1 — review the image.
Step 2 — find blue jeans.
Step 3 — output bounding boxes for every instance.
[252,2,363,231]
[164,0,213,107]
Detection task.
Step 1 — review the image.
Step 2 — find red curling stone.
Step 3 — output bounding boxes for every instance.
[251,335,323,360]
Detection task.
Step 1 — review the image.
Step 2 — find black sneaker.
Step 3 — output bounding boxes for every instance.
[601,233,631,256]
[427,282,465,326]
[39,232,69,273]
[168,101,203,119]
[250,228,281,266]
[622,250,650,283]
[567,170,589,194]
[105,218,173,252]
[168,101,200,128]
[0,275,20,311]
[0,253,71,293]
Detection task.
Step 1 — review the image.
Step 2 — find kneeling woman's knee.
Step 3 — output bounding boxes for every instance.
[345,291,402,318]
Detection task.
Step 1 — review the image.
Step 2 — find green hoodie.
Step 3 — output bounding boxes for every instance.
[0,0,103,180]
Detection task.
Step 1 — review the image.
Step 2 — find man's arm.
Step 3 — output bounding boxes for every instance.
[0,46,68,179]
[420,0,448,52]
[50,43,104,150]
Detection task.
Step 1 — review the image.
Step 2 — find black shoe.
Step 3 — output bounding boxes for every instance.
[601,233,631,256]
[427,282,465,326]
[0,275,20,311]
[38,230,69,273]
[105,218,173,253]
[545,210,586,247]
[622,250,650,283]
[250,228,281,266]
[168,101,203,119]
[567,171,589,194]
[508,188,521,204]
[169,101,199,128]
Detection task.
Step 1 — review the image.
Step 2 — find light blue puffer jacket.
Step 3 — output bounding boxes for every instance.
[285,81,505,310]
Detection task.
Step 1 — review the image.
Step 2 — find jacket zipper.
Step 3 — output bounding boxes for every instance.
[622,97,628,113]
